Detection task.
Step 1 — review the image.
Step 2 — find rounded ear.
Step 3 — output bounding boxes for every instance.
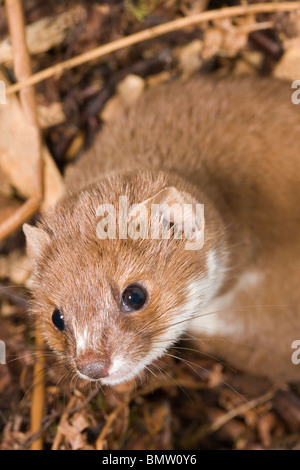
[23,223,51,260]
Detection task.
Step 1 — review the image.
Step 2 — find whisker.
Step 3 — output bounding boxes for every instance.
[6,352,57,364]
[19,366,51,405]
[144,365,157,378]
[164,352,264,418]
[0,284,29,290]
[164,352,206,380]
[151,303,288,338]
[150,360,194,402]
[6,263,31,275]
[170,345,238,373]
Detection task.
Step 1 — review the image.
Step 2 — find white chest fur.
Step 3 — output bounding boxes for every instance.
[187,261,263,338]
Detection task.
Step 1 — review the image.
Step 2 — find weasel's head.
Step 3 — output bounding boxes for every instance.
[24,173,227,385]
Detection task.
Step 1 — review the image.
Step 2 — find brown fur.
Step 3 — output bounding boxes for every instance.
[24,75,300,383]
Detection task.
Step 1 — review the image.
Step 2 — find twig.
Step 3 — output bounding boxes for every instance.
[4,0,44,450]
[0,197,41,242]
[209,389,275,433]
[181,389,276,448]
[6,2,300,96]
[237,20,274,33]
[29,327,46,450]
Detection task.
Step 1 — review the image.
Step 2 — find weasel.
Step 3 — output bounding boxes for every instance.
[24,75,300,385]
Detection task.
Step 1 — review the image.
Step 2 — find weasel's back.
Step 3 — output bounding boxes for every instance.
[66,75,300,245]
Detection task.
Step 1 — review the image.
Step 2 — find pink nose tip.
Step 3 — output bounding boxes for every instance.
[77,361,110,380]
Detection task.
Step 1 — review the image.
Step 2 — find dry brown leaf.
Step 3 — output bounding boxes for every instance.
[275,10,300,40]
[202,16,253,60]
[0,72,64,209]
[0,82,40,199]
[37,102,66,129]
[202,26,223,60]
[57,412,89,450]
[257,413,277,448]
[217,18,250,58]
[273,46,300,81]
[0,6,84,64]
[175,39,203,78]
[222,28,249,58]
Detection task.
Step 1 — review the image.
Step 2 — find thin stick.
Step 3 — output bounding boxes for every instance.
[0,197,40,242]
[179,389,276,448]
[6,2,300,96]
[4,0,44,450]
[29,328,46,450]
[209,389,275,433]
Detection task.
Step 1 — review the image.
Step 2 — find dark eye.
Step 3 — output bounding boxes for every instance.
[121,284,148,312]
[52,308,65,331]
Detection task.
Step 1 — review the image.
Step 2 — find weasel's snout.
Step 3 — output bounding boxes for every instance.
[77,358,111,380]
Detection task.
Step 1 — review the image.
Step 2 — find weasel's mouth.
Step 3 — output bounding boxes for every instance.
[77,369,137,386]
[100,370,136,386]
[76,359,140,386]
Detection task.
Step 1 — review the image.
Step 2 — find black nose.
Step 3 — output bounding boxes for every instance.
[77,361,110,380]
